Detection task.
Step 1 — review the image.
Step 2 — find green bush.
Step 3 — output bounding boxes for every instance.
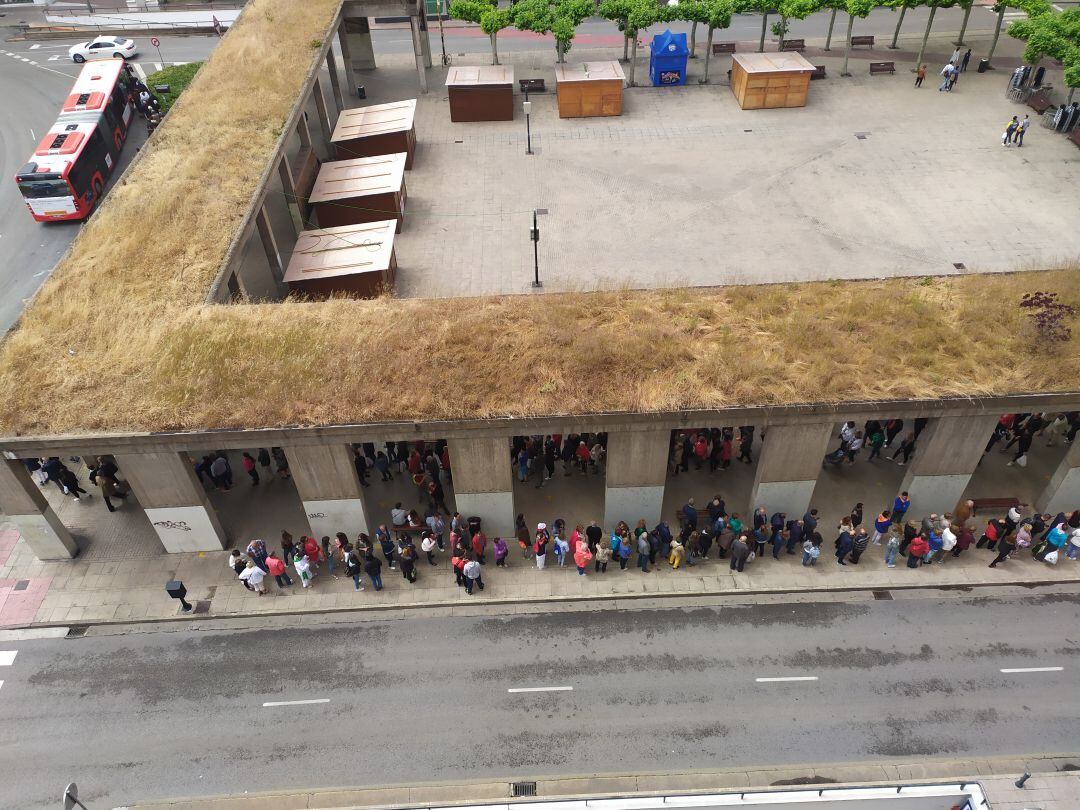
[146,61,203,113]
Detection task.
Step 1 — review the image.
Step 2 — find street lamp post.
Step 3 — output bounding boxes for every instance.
[523,93,533,155]
[530,210,541,288]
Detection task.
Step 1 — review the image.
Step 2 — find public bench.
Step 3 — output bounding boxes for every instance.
[811,64,826,79]
[779,39,805,51]
[850,35,875,48]
[519,78,546,94]
[869,61,895,75]
[711,41,736,55]
[1026,91,1053,114]
[971,497,1021,517]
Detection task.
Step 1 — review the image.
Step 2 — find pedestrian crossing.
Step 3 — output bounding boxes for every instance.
[0,648,16,692]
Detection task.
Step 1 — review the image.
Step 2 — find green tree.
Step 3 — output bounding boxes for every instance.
[735,0,774,52]
[1009,5,1080,101]
[674,0,711,58]
[449,0,513,65]
[599,0,636,61]
[988,0,1053,65]
[841,0,876,75]
[772,0,819,49]
[913,0,958,73]
[821,0,847,50]
[954,0,973,46]
[624,0,661,85]
[552,0,595,62]
[886,0,917,50]
[699,0,736,81]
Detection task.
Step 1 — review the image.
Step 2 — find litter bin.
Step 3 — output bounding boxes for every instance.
[977,58,989,73]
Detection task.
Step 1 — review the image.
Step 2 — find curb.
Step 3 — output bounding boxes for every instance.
[12,576,1076,633]
[115,753,1080,809]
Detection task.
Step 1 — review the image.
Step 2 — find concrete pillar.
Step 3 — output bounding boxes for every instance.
[115,452,229,553]
[311,76,334,148]
[409,15,429,94]
[296,115,312,150]
[749,423,834,517]
[418,13,433,69]
[604,428,669,529]
[1036,441,1080,515]
[255,204,284,289]
[277,154,303,236]
[448,437,514,536]
[286,444,370,539]
[325,47,345,114]
[339,17,376,97]
[0,458,79,560]
[898,415,999,516]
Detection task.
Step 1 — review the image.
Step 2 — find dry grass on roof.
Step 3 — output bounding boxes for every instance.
[0,269,1077,437]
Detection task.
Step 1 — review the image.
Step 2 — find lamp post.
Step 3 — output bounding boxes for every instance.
[530,210,541,288]
[523,94,533,155]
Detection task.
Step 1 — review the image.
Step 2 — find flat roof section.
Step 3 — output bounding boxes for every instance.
[284,220,397,285]
[308,153,408,204]
[732,51,817,74]
[445,65,515,86]
[554,60,626,83]
[331,99,417,141]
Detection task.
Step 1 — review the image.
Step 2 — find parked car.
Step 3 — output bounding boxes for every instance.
[68,36,138,63]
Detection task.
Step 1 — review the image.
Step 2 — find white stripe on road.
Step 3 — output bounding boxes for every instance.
[1000,667,1063,674]
[261,698,330,707]
[0,680,4,692]
[0,651,17,666]
[507,685,573,693]
[29,44,40,50]
[755,676,818,683]
[132,62,148,83]
[153,62,162,71]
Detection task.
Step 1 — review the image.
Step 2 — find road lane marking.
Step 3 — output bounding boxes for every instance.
[132,62,148,82]
[0,680,4,692]
[755,676,818,682]
[262,698,330,707]
[30,44,40,50]
[1000,667,1063,674]
[508,685,573,693]
[49,56,60,61]
[0,651,17,666]
[153,61,162,71]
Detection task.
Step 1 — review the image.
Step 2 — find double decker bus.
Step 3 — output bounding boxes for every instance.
[15,59,135,222]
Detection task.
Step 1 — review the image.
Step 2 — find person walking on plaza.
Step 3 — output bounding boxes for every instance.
[266,553,293,588]
[242,452,259,486]
[94,465,123,512]
[961,48,971,72]
[1002,115,1020,147]
[737,426,754,463]
[730,534,751,572]
[938,62,954,91]
[989,530,1017,568]
[239,560,267,594]
[229,549,253,589]
[914,63,927,87]
[867,425,886,460]
[892,433,916,465]
[463,555,484,594]
[257,447,272,479]
[57,466,89,501]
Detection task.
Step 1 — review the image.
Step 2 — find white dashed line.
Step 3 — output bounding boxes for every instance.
[755,676,819,683]
[507,685,573,693]
[153,61,162,71]
[1000,666,1063,674]
[29,44,40,50]
[49,55,60,62]
[0,681,4,692]
[0,651,17,666]
[132,62,148,82]
[262,698,330,707]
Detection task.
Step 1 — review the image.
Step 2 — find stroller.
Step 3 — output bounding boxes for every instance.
[823,446,846,466]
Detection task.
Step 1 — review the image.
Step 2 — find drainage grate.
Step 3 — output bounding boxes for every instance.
[743,128,753,132]
[14,580,29,591]
[953,262,966,270]
[511,782,537,798]
[66,624,90,638]
[193,600,211,615]
[854,132,869,140]
[872,590,893,600]
[536,208,549,215]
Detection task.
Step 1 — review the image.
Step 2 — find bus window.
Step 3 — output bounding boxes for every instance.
[17,178,71,200]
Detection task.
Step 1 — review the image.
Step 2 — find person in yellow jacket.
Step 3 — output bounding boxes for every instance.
[668,536,685,570]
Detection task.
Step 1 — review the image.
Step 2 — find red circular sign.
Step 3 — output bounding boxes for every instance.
[150,37,160,46]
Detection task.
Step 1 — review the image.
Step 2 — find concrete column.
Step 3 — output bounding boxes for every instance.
[311,76,334,148]
[898,415,999,516]
[339,17,376,96]
[409,15,429,94]
[286,444,370,539]
[1036,441,1080,515]
[325,47,345,114]
[418,13,433,69]
[749,423,834,517]
[296,115,312,150]
[277,154,303,236]
[0,458,79,560]
[115,452,229,553]
[255,204,284,289]
[448,437,514,536]
[604,428,669,529]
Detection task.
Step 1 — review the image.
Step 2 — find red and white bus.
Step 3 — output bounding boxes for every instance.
[15,59,135,222]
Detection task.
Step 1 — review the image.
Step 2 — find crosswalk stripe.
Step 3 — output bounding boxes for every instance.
[132,62,148,83]
[29,44,40,50]
[0,651,17,666]
[153,61,162,71]
[48,55,60,61]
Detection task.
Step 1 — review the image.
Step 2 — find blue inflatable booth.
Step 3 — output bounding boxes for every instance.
[649,29,689,86]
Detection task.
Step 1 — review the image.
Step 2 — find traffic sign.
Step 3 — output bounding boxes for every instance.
[150,37,160,47]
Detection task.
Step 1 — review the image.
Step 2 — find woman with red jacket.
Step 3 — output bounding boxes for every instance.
[907,534,930,568]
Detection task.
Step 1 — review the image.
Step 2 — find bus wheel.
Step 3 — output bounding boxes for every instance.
[92,179,104,201]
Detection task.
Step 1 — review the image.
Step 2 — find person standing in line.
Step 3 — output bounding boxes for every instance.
[849,529,869,564]
[280,530,296,567]
[770,522,785,560]
[421,533,438,565]
[730,534,751,573]
[867,425,886,460]
[493,536,509,567]
[554,532,570,567]
[802,508,818,535]
[594,537,611,573]
[209,453,231,492]
[293,550,314,588]
[961,48,971,71]
[871,509,891,545]
[239,560,267,594]
[534,523,549,570]
[850,502,864,530]
[320,536,337,577]
[463,555,484,594]
[246,538,270,572]
[636,531,650,572]
[376,524,397,570]
[801,536,820,566]
[573,539,592,574]
[668,534,686,569]
[786,518,804,555]
[266,553,293,588]
[988,531,1017,568]
[229,549,253,589]
[257,447,272,480]
[892,492,911,524]
[516,514,532,559]
[302,535,322,571]
[242,452,260,486]
[835,530,854,566]
[399,540,418,583]
[617,533,633,570]
[426,511,446,551]
[1006,427,1033,465]
[884,528,900,567]
[344,545,364,591]
[737,426,755,463]
[906,533,928,567]
[471,529,488,565]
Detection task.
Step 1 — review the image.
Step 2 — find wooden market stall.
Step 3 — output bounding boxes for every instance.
[331,99,417,169]
[309,153,407,233]
[730,52,815,110]
[284,220,397,299]
[553,61,625,118]
[446,65,514,122]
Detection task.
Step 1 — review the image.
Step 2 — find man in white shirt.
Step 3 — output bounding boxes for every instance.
[462,557,484,594]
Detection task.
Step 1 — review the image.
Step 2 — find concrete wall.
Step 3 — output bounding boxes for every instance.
[1037,440,1080,515]
[286,444,370,537]
[449,437,514,536]
[605,428,669,528]
[899,415,999,515]
[0,459,78,560]
[749,423,834,517]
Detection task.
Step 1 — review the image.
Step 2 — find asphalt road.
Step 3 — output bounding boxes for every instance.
[0,591,1078,809]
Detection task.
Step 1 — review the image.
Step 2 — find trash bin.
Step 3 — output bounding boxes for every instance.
[357,85,367,99]
[977,58,989,73]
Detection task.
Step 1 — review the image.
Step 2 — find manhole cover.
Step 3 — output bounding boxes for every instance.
[66,624,90,638]
[872,590,893,600]
[511,782,537,797]
[953,262,966,270]
[854,132,869,140]
[14,580,29,591]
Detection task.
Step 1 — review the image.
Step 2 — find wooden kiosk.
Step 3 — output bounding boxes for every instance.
[446,66,514,122]
[554,61,625,118]
[331,99,417,169]
[309,153,408,233]
[284,220,397,299]
[730,52,815,110]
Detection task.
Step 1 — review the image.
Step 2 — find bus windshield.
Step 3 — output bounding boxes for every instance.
[17,179,70,199]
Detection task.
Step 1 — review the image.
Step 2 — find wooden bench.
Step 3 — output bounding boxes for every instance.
[971,497,1021,517]
[869,61,895,75]
[850,35,874,48]
[811,64,826,80]
[1026,91,1053,114]
[519,78,546,94]
[711,41,736,55]
[779,39,805,52]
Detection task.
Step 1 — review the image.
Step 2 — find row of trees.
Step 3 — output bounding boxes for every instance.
[1008,5,1080,102]
[450,0,1071,90]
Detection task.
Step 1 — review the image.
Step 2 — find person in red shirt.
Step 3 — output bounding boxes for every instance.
[575,441,591,474]
[907,534,929,567]
[471,530,487,564]
[693,437,708,469]
[266,553,293,588]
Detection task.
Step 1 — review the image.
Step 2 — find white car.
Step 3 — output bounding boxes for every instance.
[68,36,138,63]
